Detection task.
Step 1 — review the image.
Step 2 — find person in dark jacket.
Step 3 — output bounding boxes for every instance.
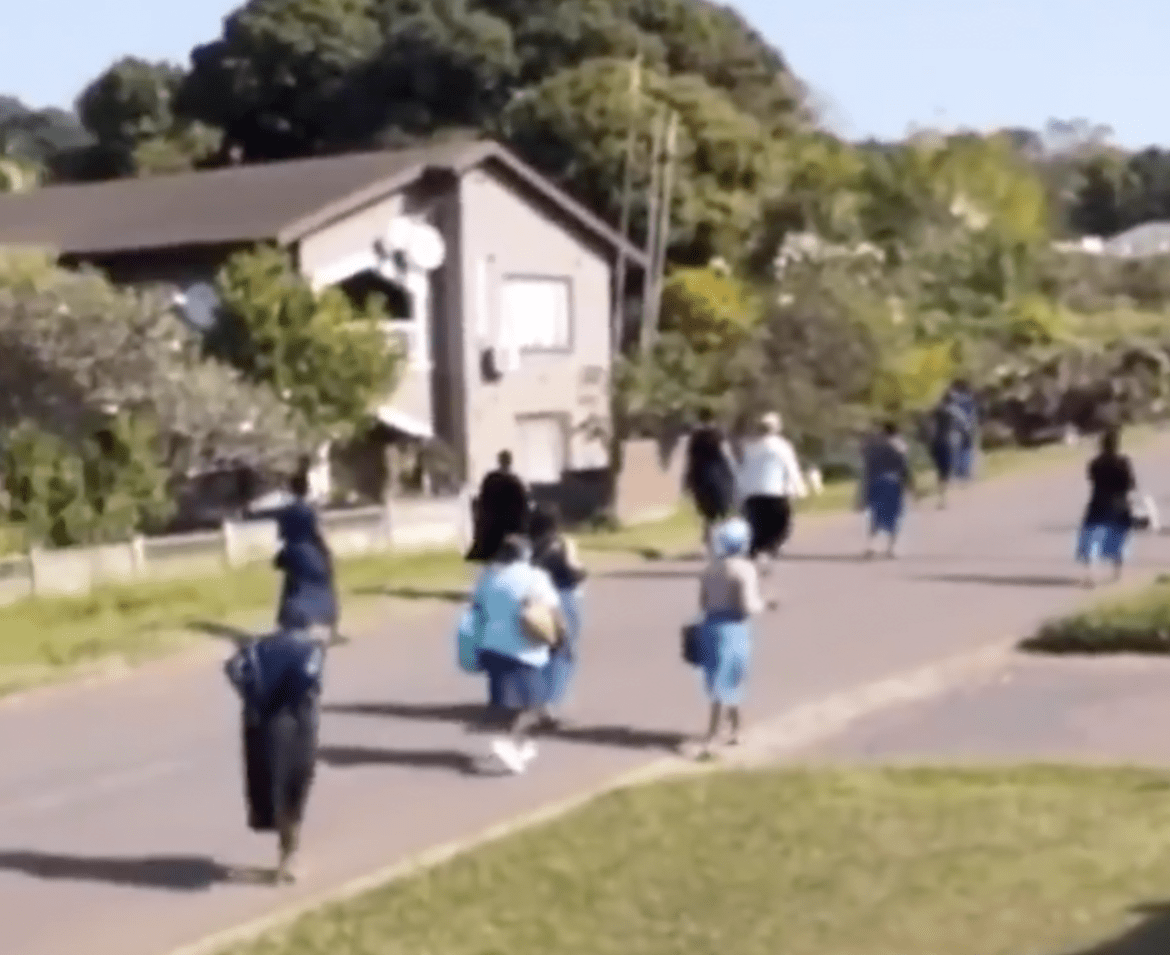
[275,475,341,645]
[684,410,736,550]
[928,391,972,509]
[1076,427,1138,587]
[465,450,530,563]
[225,629,325,884]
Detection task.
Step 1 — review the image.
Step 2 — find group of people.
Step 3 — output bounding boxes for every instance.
[215,388,1150,883]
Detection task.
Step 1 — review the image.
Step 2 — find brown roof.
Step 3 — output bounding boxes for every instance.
[0,139,646,265]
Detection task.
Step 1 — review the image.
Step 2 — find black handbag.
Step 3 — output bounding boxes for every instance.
[681,623,703,666]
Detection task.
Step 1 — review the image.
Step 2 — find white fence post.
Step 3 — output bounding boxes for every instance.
[222,518,239,567]
[130,535,147,577]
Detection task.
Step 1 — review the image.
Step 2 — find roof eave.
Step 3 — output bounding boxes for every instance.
[277,164,427,246]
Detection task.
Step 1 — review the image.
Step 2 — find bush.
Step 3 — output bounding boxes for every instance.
[1022,580,1170,655]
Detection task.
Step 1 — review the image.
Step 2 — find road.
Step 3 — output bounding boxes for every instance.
[4,440,1170,955]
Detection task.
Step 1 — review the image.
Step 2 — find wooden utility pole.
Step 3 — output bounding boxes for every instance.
[610,54,642,354]
[639,109,667,353]
[641,109,678,353]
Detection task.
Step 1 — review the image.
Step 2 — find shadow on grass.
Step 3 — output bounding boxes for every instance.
[187,620,254,644]
[1068,902,1170,954]
[318,745,477,774]
[0,851,242,891]
[1019,630,1170,656]
[351,586,468,603]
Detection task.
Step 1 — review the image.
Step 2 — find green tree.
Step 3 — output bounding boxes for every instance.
[76,57,222,176]
[501,58,782,263]
[207,246,401,438]
[658,265,760,352]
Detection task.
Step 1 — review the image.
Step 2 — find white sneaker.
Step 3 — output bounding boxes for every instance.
[491,738,528,774]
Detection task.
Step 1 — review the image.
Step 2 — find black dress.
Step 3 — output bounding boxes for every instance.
[685,427,735,523]
[466,469,530,562]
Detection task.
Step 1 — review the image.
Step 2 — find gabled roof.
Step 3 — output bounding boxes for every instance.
[0,139,646,266]
[1102,221,1170,258]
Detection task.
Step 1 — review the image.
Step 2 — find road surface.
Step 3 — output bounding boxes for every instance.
[4,440,1170,955]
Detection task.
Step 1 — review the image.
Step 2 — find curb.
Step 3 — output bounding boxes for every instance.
[167,639,1013,955]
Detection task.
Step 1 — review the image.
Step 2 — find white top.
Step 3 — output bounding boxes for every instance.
[737,435,808,499]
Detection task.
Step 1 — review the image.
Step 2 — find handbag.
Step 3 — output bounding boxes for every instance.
[455,605,484,673]
[521,598,562,646]
[681,622,703,666]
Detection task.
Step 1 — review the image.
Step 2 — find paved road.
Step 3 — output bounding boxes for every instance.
[808,654,1170,765]
[5,441,1170,955]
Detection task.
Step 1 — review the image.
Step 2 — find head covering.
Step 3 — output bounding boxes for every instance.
[278,500,320,543]
[711,517,751,559]
[760,412,782,435]
[494,533,532,564]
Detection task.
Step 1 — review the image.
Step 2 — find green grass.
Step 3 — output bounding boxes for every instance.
[225,766,1170,955]
[1023,576,1170,655]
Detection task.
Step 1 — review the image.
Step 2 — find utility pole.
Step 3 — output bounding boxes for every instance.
[642,109,678,353]
[639,109,667,354]
[611,54,642,354]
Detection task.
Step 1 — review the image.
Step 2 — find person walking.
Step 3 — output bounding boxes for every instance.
[948,379,980,481]
[466,451,530,563]
[695,517,768,757]
[861,420,915,559]
[465,534,564,774]
[737,411,808,571]
[528,504,587,727]
[684,409,736,552]
[275,475,342,647]
[1076,427,1138,587]
[224,627,326,884]
[927,390,970,509]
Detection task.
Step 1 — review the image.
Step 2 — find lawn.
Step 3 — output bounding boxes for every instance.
[225,767,1170,955]
[1023,576,1170,655]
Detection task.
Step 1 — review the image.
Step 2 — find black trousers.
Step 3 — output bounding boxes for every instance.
[743,495,792,557]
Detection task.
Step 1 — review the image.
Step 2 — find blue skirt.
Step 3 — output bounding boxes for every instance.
[867,474,906,535]
[699,612,752,706]
[545,588,581,707]
[480,649,548,712]
[1076,522,1130,564]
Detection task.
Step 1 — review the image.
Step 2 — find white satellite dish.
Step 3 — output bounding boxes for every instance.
[406,222,446,271]
[383,217,414,254]
[174,281,219,330]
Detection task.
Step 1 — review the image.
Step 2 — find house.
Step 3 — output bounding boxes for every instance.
[1054,222,1170,259]
[0,139,646,503]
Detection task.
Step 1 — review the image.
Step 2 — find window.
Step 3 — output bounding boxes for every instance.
[501,276,572,352]
[516,414,568,484]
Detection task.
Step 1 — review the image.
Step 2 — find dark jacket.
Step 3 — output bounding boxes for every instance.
[274,502,338,629]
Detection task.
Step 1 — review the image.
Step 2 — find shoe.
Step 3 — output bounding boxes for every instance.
[490,738,528,774]
[517,740,539,765]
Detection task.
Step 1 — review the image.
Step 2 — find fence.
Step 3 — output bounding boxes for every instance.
[0,440,684,607]
[0,493,474,605]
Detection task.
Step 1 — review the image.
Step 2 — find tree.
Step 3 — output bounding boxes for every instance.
[0,248,304,478]
[206,246,401,439]
[180,0,384,160]
[75,57,221,176]
[501,58,782,263]
[658,264,760,352]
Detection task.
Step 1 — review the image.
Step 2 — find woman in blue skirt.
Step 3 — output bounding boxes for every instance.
[861,420,915,559]
[528,505,587,727]
[696,518,766,756]
[1076,427,1138,587]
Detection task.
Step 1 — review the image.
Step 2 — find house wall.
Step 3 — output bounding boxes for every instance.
[457,167,612,487]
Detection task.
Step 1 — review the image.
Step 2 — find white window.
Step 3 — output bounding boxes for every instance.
[516,414,567,484]
[501,276,572,352]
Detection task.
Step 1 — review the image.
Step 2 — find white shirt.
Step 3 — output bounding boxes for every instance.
[737,435,808,499]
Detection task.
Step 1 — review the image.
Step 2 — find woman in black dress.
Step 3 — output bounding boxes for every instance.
[684,410,736,550]
[1076,427,1138,587]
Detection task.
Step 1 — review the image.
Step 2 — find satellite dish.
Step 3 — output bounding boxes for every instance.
[406,222,446,271]
[175,281,219,330]
[383,217,414,253]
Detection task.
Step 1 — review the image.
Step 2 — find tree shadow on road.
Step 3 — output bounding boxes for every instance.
[0,851,250,891]
[323,700,489,726]
[913,572,1082,588]
[1062,902,1170,954]
[318,744,477,774]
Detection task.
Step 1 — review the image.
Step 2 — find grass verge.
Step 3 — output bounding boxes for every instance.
[224,766,1170,955]
[1022,575,1170,655]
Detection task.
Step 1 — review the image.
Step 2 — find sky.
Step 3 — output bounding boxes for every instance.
[3,0,1169,149]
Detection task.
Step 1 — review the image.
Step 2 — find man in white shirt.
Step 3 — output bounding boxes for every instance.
[737,412,807,569]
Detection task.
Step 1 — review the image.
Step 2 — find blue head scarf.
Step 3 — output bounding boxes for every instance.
[711,517,751,559]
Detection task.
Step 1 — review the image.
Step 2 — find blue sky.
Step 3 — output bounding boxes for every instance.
[4,0,1168,148]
